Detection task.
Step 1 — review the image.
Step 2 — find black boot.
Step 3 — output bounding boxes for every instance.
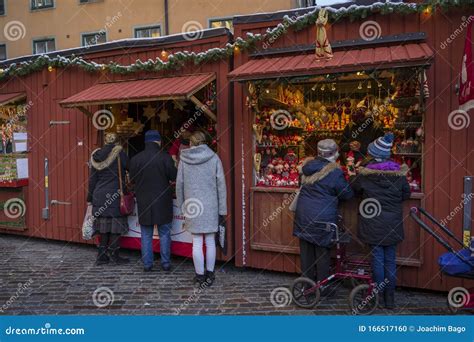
[109,234,129,264]
[95,247,109,266]
[109,248,130,264]
[205,270,215,287]
[384,290,395,310]
[194,273,207,287]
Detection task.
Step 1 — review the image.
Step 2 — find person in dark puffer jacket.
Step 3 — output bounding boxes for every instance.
[293,139,353,294]
[351,132,411,309]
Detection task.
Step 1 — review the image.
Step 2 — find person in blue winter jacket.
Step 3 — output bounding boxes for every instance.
[293,139,353,294]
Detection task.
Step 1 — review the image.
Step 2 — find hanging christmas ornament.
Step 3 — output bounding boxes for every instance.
[415,70,430,99]
[254,153,262,174]
[160,50,169,62]
[459,17,474,111]
[158,108,170,123]
[48,66,54,72]
[143,104,156,120]
[252,123,264,144]
[315,8,333,60]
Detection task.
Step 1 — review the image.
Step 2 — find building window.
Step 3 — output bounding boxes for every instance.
[209,18,233,31]
[31,0,54,10]
[0,0,5,15]
[82,32,107,47]
[297,0,316,7]
[0,44,6,60]
[79,0,103,4]
[134,26,161,38]
[33,38,55,54]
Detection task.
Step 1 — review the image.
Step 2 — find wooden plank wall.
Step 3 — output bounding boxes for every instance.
[233,10,474,291]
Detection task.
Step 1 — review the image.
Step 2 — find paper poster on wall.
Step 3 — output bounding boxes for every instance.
[16,158,28,179]
[13,132,27,153]
[125,200,192,244]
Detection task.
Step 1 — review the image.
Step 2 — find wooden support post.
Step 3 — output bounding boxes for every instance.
[189,95,217,122]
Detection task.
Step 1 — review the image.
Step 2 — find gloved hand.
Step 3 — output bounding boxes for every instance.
[219,215,226,227]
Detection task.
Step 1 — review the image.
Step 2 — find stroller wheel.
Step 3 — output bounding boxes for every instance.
[349,284,379,315]
[291,277,320,309]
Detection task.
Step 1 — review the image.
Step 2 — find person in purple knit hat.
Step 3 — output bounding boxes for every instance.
[351,132,411,310]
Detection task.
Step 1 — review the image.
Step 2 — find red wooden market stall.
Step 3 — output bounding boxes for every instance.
[229,3,474,291]
[0,28,235,261]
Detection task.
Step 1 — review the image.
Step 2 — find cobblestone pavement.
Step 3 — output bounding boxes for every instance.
[0,235,452,315]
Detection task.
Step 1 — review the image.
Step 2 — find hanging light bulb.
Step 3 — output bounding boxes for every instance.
[423,6,432,16]
[331,83,336,91]
[367,81,372,89]
[378,82,382,88]
[321,84,326,91]
[265,89,270,94]
[311,85,317,91]
[160,49,169,61]
[357,82,363,90]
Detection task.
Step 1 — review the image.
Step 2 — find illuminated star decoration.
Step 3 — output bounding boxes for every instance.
[158,108,170,123]
[143,104,156,120]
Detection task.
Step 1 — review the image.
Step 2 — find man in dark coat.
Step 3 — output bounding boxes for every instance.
[340,107,384,162]
[293,139,353,294]
[351,132,411,309]
[130,130,177,272]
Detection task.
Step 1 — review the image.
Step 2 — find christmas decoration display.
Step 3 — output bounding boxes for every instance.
[251,67,425,189]
[315,8,333,59]
[0,1,472,81]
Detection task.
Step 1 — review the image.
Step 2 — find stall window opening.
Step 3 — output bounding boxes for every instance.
[250,68,426,194]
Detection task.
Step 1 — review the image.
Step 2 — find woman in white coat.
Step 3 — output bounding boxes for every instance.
[176,131,227,286]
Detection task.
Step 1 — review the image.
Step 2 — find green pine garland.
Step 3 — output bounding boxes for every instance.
[0,0,473,80]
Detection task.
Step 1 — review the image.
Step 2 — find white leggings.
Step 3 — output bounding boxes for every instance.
[192,233,216,275]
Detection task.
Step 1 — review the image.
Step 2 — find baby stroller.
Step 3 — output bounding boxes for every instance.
[410,207,474,312]
[291,220,378,315]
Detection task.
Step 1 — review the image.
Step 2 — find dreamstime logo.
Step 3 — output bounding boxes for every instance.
[448,109,471,130]
[4,21,26,41]
[92,287,114,308]
[447,287,470,309]
[270,110,292,130]
[359,21,381,41]
[3,198,26,219]
[181,198,204,219]
[359,198,381,219]
[92,109,115,131]
[270,287,292,308]
[182,21,204,41]
[440,16,474,49]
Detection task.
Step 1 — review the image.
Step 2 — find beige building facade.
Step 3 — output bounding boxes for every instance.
[0,0,317,60]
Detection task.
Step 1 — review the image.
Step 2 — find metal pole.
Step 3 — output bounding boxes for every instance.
[463,176,473,247]
[42,157,49,220]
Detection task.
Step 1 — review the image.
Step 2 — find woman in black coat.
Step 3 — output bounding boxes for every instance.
[351,133,411,309]
[87,133,130,266]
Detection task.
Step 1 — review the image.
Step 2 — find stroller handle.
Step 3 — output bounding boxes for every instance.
[410,207,474,267]
[416,207,464,247]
